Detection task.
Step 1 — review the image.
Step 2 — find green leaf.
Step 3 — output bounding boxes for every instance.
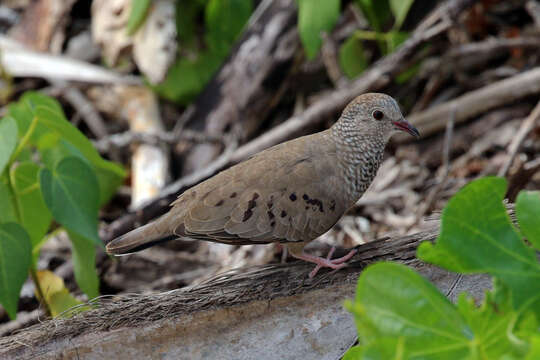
[389,0,414,29]
[418,177,540,313]
[348,262,472,359]
[339,35,368,78]
[69,232,99,300]
[126,0,152,35]
[34,106,125,205]
[205,0,252,55]
[0,223,31,319]
[355,0,391,32]
[39,157,101,246]
[0,178,17,223]
[0,117,18,174]
[8,92,60,143]
[456,291,522,358]
[154,51,222,104]
[385,31,408,53]
[298,0,341,59]
[10,162,52,248]
[8,92,125,205]
[526,335,540,359]
[516,191,540,250]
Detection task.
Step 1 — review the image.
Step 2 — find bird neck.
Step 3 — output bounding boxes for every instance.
[330,124,386,202]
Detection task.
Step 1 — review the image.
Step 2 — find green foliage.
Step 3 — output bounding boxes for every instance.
[338,36,368,78]
[298,0,341,59]
[339,0,415,79]
[126,0,152,35]
[345,177,540,359]
[0,92,126,319]
[154,0,252,104]
[40,157,100,246]
[418,177,540,313]
[389,0,415,29]
[0,223,31,319]
[356,0,391,32]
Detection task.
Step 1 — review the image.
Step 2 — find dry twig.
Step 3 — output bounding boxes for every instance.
[498,100,540,177]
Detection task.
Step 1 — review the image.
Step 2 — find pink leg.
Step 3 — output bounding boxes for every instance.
[275,243,288,263]
[290,247,357,278]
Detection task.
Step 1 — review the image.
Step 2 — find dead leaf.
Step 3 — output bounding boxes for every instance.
[35,270,84,318]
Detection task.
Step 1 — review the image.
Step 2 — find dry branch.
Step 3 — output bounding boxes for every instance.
[0,226,492,360]
[403,67,540,140]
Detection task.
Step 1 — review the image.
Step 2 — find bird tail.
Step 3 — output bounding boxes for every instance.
[105,215,176,255]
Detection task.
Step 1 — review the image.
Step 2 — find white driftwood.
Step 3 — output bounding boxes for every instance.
[0,35,141,85]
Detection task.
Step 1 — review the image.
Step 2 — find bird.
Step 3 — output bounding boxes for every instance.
[105,93,419,277]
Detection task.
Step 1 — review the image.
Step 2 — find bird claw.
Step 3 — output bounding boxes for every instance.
[290,247,357,278]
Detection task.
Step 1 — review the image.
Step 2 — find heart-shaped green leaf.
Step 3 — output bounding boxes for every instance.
[39,157,101,246]
[418,177,540,312]
[0,223,31,319]
[0,117,18,174]
[10,162,52,249]
[348,262,472,359]
[35,106,125,205]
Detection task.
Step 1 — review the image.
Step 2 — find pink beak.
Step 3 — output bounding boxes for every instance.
[393,119,420,138]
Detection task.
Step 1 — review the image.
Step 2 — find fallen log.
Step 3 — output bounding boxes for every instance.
[0,226,491,360]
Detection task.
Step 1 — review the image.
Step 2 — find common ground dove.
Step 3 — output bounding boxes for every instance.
[106,93,419,277]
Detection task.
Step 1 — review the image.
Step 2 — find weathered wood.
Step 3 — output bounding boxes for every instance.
[0,226,491,360]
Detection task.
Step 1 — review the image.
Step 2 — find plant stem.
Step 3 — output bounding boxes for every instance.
[9,115,38,163]
[29,265,52,317]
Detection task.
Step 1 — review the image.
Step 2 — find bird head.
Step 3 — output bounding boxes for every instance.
[337,93,419,142]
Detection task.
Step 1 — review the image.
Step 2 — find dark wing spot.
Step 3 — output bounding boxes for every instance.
[242,209,253,222]
[303,194,324,212]
[243,194,259,222]
[267,211,275,220]
[270,221,276,227]
[289,193,297,201]
[280,210,287,218]
[330,200,336,212]
[230,192,237,198]
[215,199,224,206]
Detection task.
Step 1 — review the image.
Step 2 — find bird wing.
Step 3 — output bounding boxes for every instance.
[172,133,347,245]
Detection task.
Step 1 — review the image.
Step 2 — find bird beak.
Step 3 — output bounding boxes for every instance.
[393,118,420,138]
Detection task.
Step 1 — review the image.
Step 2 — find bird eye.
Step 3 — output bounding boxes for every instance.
[372,110,384,120]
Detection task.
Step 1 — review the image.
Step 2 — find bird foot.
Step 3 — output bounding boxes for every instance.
[291,247,357,278]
